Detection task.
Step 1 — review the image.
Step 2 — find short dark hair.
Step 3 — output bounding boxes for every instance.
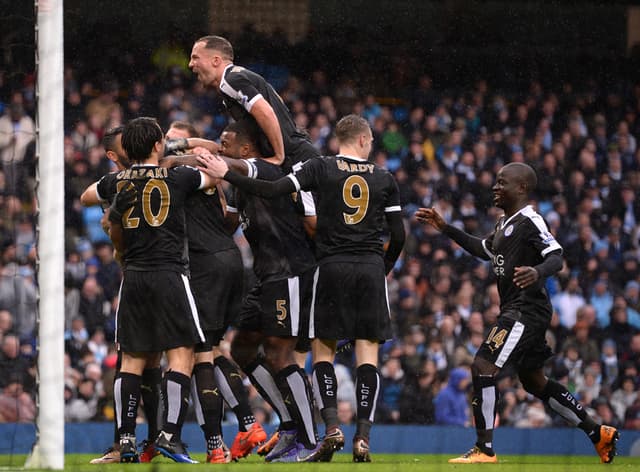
[121,117,163,163]
[168,121,199,138]
[503,162,538,193]
[225,120,260,149]
[196,35,234,61]
[335,114,370,145]
[102,126,124,152]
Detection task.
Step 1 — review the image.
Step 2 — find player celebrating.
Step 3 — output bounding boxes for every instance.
[95,117,217,463]
[197,114,406,462]
[216,120,321,462]
[164,121,266,463]
[415,162,619,464]
[188,35,320,169]
[81,127,161,465]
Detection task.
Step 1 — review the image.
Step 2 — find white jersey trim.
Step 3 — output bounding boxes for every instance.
[246,94,262,112]
[495,320,525,368]
[481,239,494,258]
[385,205,401,212]
[521,205,563,256]
[245,159,258,179]
[300,190,316,216]
[288,174,302,192]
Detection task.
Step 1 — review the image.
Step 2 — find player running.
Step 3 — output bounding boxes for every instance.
[416,162,619,464]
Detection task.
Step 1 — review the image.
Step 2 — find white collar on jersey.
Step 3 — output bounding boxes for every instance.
[131,163,157,168]
[337,154,368,162]
[500,204,533,229]
[222,63,234,76]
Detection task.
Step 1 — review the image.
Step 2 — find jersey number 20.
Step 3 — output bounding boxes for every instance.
[342,175,369,225]
[117,179,170,228]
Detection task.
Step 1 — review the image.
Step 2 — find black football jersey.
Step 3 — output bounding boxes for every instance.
[219,64,309,157]
[96,165,202,272]
[482,205,563,318]
[289,155,402,261]
[227,158,316,282]
[184,188,236,254]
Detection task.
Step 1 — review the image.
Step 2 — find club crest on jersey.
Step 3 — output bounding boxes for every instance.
[504,225,514,236]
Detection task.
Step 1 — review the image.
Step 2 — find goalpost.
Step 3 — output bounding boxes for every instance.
[25,0,65,469]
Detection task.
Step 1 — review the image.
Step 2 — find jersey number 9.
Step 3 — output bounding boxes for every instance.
[342,175,369,225]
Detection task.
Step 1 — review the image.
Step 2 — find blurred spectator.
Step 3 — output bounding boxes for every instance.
[0,262,37,338]
[0,310,13,336]
[87,328,108,366]
[453,331,483,367]
[592,397,622,429]
[434,366,471,426]
[399,359,437,424]
[604,304,638,361]
[65,377,99,422]
[600,339,619,389]
[610,376,638,422]
[552,274,586,328]
[78,276,109,336]
[334,362,357,414]
[514,399,552,428]
[378,357,405,423]
[65,317,89,366]
[337,400,355,426]
[0,335,33,391]
[561,320,600,366]
[590,278,614,328]
[0,102,35,197]
[624,397,640,430]
[0,380,35,423]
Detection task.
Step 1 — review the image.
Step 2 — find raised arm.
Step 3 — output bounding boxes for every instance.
[415,207,491,260]
[197,153,296,197]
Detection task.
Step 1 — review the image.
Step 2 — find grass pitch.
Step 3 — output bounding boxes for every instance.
[1,453,639,471]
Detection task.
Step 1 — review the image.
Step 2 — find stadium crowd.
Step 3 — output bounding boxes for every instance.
[0,31,639,433]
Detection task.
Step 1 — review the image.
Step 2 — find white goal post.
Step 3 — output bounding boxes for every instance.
[25,0,65,469]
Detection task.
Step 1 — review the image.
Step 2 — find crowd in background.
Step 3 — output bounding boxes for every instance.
[0,30,639,432]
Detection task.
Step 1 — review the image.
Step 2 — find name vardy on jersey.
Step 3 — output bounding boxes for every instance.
[336,159,375,174]
[117,167,169,180]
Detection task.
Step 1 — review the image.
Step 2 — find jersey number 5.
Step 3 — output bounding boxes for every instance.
[116,179,170,228]
[342,175,370,225]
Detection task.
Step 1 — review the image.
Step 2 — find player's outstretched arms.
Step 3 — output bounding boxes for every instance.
[197,153,296,198]
[417,207,490,261]
[159,154,200,168]
[188,137,219,154]
[415,207,446,231]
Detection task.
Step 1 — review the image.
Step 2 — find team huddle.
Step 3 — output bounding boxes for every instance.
[80,35,619,465]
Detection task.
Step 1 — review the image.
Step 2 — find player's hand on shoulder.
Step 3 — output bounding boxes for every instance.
[415,207,446,231]
[197,152,229,179]
[513,266,539,289]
